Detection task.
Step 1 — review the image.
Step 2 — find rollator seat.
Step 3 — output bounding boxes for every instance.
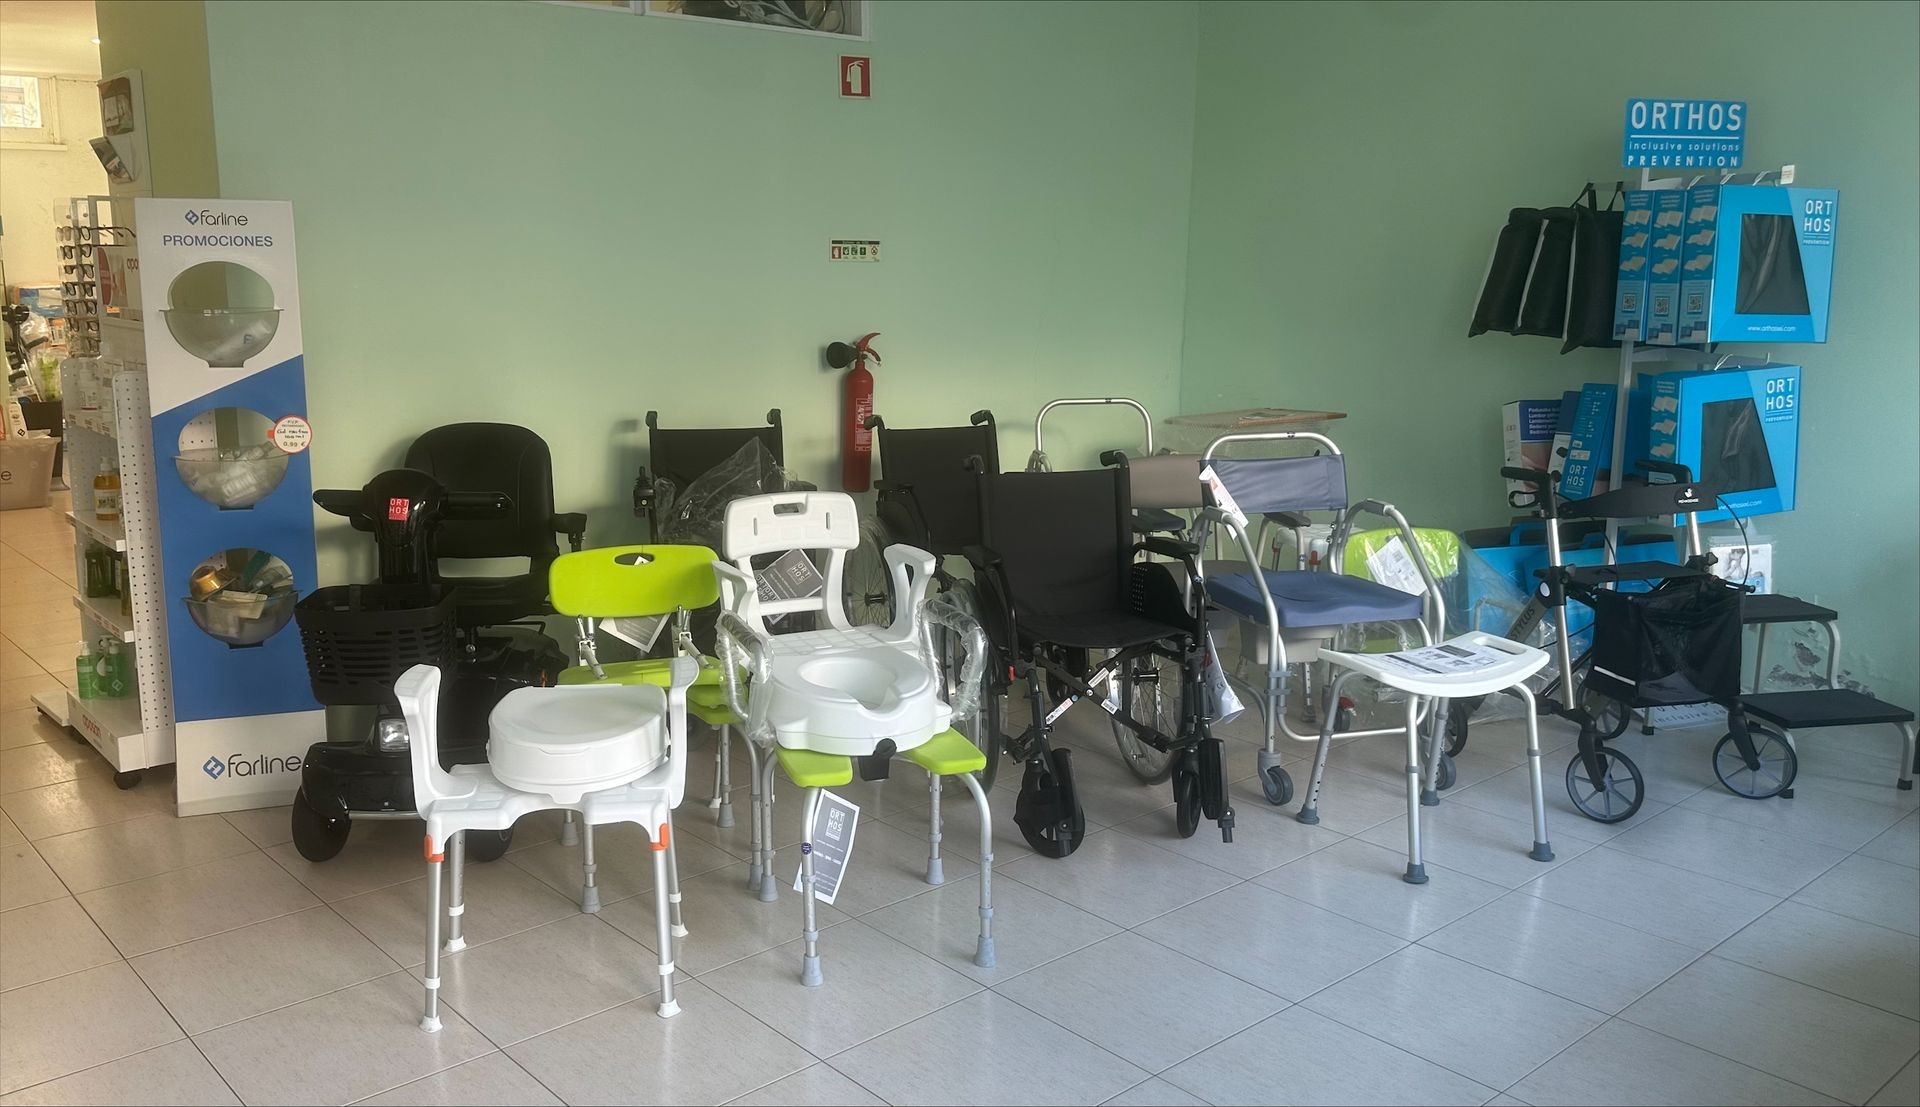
[1209,568,1424,627]
[488,683,669,803]
[766,645,950,755]
[1561,560,1709,586]
[1016,608,1182,650]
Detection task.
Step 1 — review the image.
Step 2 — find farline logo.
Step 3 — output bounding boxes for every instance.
[202,752,302,781]
[202,755,225,779]
[183,209,200,224]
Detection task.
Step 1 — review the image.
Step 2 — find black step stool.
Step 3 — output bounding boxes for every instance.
[1740,690,1917,792]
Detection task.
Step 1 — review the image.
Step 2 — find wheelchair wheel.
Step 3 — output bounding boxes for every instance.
[1172,760,1202,838]
[1565,747,1645,823]
[1432,752,1456,792]
[1262,765,1294,806]
[465,828,514,862]
[842,517,894,628]
[978,692,1005,790]
[1445,698,1475,757]
[1015,748,1084,858]
[1714,722,1798,800]
[1110,653,1177,785]
[290,790,350,863]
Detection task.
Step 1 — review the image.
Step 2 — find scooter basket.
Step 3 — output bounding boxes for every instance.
[296,584,458,706]
[1585,575,1744,708]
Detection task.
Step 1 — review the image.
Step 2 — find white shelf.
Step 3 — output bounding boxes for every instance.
[68,689,144,746]
[74,593,135,643]
[66,410,118,439]
[66,510,127,552]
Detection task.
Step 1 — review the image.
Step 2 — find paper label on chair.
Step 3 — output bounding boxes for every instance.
[794,791,860,905]
[603,614,669,651]
[1198,466,1248,529]
[759,549,825,627]
[1365,536,1427,597]
[1378,642,1507,676]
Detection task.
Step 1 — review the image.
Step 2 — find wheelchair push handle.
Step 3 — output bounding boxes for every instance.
[1033,397,1154,458]
[1500,465,1555,488]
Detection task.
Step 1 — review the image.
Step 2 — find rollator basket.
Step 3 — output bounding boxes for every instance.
[1584,574,1744,708]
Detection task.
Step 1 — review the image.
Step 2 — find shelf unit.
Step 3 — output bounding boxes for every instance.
[31,196,175,788]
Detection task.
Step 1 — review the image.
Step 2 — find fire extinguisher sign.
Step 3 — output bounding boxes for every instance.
[840,55,871,99]
[830,240,881,262]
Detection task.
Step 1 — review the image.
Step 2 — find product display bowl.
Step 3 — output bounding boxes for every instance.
[184,589,296,646]
[174,446,290,509]
[162,307,281,368]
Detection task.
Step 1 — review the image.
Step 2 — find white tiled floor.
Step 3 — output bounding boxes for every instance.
[2,494,1918,1105]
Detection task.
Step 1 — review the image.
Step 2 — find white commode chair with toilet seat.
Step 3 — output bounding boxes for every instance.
[713,491,997,986]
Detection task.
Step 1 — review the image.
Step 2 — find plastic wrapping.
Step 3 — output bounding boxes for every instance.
[1024,448,1050,473]
[652,438,797,548]
[714,609,773,742]
[920,592,987,720]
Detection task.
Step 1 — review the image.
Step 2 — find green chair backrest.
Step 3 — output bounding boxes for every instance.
[548,544,720,619]
[1343,527,1462,582]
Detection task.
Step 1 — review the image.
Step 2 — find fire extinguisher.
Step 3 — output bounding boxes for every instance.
[827,331,881,492]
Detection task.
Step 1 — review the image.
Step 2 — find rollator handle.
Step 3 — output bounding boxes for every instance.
[1637,459,1694,482]
[1500,466,1556,488]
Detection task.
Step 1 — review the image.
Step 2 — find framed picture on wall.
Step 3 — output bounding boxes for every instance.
[641,1,868,39]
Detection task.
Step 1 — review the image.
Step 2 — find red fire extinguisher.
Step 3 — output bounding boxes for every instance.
[827,332,881,492]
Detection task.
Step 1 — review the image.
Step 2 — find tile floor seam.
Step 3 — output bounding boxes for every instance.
[969,974,1235,1081]
[1295,994,1542,1097]
[1701,906,1920,1023]
[1503,858,1787,953]
[1865,1048,1920,1106]
[1593,830,1851,899]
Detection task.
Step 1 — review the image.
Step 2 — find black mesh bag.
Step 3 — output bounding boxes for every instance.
[1585,575,1745,707]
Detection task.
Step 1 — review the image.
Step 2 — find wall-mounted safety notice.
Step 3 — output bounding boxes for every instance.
[794,790,860,904]
[830,239,881,262]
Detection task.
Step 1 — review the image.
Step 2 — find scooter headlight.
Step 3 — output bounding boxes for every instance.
[376,717,411,753]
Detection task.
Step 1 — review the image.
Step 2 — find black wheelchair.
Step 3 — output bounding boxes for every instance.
[965,460,1233,857]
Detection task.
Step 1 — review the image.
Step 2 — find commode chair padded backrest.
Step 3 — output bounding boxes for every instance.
[1211,454,1349,515]
[548,544,720,620]
[977,467,1133,618]
[1126,454,1205,511]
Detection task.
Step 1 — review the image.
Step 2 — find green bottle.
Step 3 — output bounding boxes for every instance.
[74,641,99,700]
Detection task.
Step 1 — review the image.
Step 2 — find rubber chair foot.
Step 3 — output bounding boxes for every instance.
[671,924,688,939]
[1419,789,1440,807]
[1296,807,1320,826]
[1403,863,1428,885]
[716,803,735,829]
[560,823,579,847]
[419,1016,442,1034]
[800,955,823,987]
[1530,842,1555,863]
[442,937,467,953]
[926,858,945,886]
[580,887,601,914]
[1900,780,1913,791]
[758,875,780,903]
[1780,787,1795,799]
[974,936,997,970]
[656,999,681,1019]
[745,866,762,894]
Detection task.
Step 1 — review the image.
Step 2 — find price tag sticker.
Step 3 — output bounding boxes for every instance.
[271,415,312,454]
[1199,465,1248,528]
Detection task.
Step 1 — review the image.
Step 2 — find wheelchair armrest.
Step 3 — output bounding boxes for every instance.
[1134,535,1200,563]
[1131,508,1186,535]
[551,512,589,552]
[1263,511,1310,530]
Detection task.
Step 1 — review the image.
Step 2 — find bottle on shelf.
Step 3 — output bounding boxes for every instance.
[100,641,131,698]
[93,460,121,522]
[74,641,99,700]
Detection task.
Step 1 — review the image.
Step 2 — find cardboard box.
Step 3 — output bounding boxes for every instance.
[1645,191,1688,345]
[1648,363,1800,523]
[1678,183,1837,344]
[1613,191,1656,341]
[1502,398,1561,495]
[0,436,59,510]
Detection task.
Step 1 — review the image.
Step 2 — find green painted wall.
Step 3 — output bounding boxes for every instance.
[95,0,219,198]
[198,0,1199,575]
[1181,1,1919,705]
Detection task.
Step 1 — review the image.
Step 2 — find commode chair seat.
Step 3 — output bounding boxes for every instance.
[766,644,949,755]
[1210,567,1425,627]
[488,683,668,802]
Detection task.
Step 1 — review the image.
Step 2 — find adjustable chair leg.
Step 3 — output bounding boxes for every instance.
[708,733,725,811]
[1402,694,1427,884]
[1899,722,1916,791]
[759,752,781,902]
[798,789,825,986]
[925,770,945,886]
[1516,685,1554,862]
[560,809,579,847]
[444,830,467,952]
[1298,670,1352,826]
[421,843,443,1033]
[962,773,996,969]
[651,828,680,1018]
[580,821,601,913]
[1420,698,1447,807]
[665,815,687,939]
[715,725,736,829]
[744,739,764,893]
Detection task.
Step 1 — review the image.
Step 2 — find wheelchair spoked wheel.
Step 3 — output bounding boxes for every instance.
[1714,721,1798,800]
[1111,652,1178,785]
[1564,746,1646,823]
[1445,698,1476,757]
[842,517,894,628]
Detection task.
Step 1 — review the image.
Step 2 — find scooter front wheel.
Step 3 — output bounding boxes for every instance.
[291,790,351,862]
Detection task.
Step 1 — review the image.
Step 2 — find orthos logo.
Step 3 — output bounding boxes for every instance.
[202,752,302,780]
[183,209,247,227]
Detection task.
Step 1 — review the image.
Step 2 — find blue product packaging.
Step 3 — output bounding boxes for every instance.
[1613,191,1656,341]
[1645,191,1688,345]
[1677,183,1836,344]
[1560,383,1617,499]
[1647,363,1800,523]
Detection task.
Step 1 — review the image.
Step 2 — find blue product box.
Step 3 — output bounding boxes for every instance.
[1613,191,1656,341]
[1645,191,1688,345]
[1647,363,1800,523]
[1560,383,1617,499]
[1470,530,1679,654]
[1677,184,1836,344]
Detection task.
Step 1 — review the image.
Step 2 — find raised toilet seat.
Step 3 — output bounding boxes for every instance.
[488,682,669,802]
[765,644,950,755]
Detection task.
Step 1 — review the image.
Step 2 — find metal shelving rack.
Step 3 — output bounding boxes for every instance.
[32,196,175,788]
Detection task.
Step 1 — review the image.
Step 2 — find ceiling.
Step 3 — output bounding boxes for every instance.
[0,1,100,78]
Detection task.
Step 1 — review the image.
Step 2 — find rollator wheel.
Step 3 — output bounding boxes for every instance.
[1111,653,1177,785]
[1714,723,1798,800]
[290,790,351,862]
[1433,752,1457,792]
[465,828,514,862]
[1015,749,1085,858]
[1261,765,1294,807]
[1445,699,1475,757]
[1172,761,1202,838]
[1564,747,1646,824]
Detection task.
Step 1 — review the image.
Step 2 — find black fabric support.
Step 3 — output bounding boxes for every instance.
[1586,575,1744,707]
